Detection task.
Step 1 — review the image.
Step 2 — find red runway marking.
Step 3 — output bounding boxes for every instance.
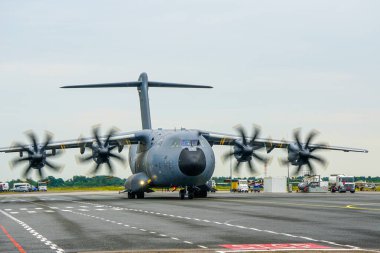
[220,243,332,250]
[0,224,27,253]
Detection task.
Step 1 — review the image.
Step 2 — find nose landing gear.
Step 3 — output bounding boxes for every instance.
[179,186,207,200]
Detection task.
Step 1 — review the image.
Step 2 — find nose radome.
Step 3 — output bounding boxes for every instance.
[178,148,206,176]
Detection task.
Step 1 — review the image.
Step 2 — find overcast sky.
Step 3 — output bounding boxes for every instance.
[0,0,378,181]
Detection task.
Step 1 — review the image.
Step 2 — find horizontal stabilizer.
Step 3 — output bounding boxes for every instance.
[148,81,212,89]
[61,82,141,89]
[61,81,212,89]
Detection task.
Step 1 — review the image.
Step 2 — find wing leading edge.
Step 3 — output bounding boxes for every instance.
[200,131,368,154]
[0,131,142,154]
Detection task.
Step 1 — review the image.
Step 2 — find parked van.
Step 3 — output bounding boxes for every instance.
[12,183,32,192]
[0,182,9,192]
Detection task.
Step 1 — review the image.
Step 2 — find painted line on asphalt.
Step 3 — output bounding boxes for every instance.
[0,224,27,253]
[72,200,360,250]
[0,210,65,253]
[212,198,380,212]
[67,209,208,249]
[21,199,209,250]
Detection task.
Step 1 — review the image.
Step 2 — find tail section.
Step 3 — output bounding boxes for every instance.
[61,72,213,130]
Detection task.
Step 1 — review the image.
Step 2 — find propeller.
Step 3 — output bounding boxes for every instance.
[10,131,62,179]
[77,126,126,175]
[223,125,268,174]
[284,129,327,175]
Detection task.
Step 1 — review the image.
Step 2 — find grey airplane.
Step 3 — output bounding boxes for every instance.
[0,73,368,199]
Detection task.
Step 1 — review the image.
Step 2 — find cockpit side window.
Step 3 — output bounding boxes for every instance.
[171,139,200,148]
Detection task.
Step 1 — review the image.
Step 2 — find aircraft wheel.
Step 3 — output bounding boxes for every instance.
[136,192,145,199]
[179,189,185,200]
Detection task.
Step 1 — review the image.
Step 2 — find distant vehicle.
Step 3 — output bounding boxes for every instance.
[38,181,48,191]
[249,181,263,193]
[329,174,355,193]
[206,180,216,192]
[297,175,328,193]
[12,183,32,192]
[0,182,9,192]
[231,179,249,193]
[355,181,377,191]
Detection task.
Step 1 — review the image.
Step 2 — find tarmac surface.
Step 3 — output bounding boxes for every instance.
[0,191,379,253]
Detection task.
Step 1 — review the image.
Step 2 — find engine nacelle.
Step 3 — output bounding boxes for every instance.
[287,143,300,165]
[124,172,150,193]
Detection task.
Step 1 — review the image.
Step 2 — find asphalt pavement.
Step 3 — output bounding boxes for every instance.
[1,191,379,253]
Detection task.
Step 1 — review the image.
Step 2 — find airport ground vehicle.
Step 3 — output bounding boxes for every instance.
[329,174,355,193]
[231,179,249,192]
[206,180,216,192]
[355,181,377,191]
[249,181,263,192]
[297,175,328,193]
[12,183,32,192]
[0,182,9,192]
[37,181,48,191]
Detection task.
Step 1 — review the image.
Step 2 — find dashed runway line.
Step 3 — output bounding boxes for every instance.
[10,199,209,250]
[62,208,209,250]
[73,200,361,250]
[0,209,65,253]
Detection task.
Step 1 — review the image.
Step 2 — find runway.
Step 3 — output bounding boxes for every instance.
[0,191,379,253]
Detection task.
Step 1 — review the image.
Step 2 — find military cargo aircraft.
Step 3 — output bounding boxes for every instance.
[0,73,368,199]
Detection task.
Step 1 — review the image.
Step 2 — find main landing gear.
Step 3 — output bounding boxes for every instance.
[127,191,145,199]
[179,187,207,200]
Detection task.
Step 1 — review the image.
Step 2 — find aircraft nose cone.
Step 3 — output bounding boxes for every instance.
[178,148,206,176]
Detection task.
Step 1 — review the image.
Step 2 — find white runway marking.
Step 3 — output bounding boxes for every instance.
[71,200,363,250]
[0,210,65,253]
[47,203,201,248]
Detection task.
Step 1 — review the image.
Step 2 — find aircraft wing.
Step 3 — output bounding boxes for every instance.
[200,131,368,153]
[0,131,142,154]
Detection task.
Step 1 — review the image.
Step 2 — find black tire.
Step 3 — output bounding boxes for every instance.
[188,192,194,199]
[179,190,185,200]
[127,192,135,199]
[136,192,144,199]
[350,191,355,193]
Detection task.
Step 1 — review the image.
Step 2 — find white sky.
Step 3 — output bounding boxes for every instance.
[0,0,378,181]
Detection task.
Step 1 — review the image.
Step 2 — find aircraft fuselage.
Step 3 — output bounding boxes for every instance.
[127,129,215,189]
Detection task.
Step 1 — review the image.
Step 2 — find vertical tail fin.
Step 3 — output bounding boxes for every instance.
[61,72,213,130]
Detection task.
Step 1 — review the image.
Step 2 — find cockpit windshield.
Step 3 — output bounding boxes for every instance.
[181,140,199,147]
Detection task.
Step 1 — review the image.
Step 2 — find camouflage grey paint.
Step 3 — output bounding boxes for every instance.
[137,73,152,130]
[125,129,215,192]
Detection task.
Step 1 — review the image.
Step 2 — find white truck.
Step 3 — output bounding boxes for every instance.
[0,182,9,192]
[329,174,355,193]
[12,183,32,192]
[237,179,249,193]
[37,182,48,191]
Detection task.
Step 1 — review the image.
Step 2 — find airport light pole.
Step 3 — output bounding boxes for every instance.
[287,163,290,192]
[230,146,232,192]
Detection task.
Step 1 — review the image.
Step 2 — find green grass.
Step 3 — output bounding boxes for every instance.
[47,186,124,192]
